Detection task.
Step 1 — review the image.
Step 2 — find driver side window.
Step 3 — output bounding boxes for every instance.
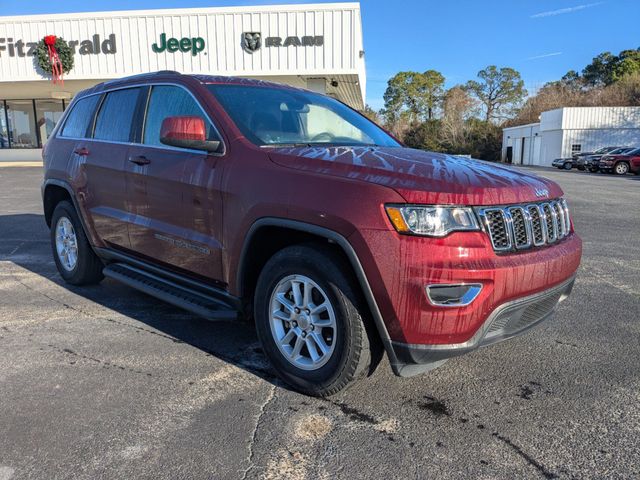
[143,85,217,147]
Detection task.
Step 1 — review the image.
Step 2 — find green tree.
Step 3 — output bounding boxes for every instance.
[359,104,382,124]
[582,51,618,86]
[465,66,527,122]
[611,49,640,83]
[382,70,445,122]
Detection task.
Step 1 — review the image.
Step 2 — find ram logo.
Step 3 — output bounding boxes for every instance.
[534,188,549,198]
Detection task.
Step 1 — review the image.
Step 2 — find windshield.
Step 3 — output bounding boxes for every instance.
[610,147,632,155]
[207,84,401,148]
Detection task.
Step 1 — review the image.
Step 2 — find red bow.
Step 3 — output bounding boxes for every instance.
[44,35,63,85]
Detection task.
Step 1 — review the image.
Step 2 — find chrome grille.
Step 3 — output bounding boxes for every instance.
[477,199,571,253]
[526,205,546,246]
[542,204,557,242]
[483,209,510,250]
[507,207,531,249]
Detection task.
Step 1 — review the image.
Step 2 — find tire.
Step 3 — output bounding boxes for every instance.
[254,244,377,397]
[50,201,104,285]
[589,167,599,173]
[563,162,572,170]
[614,162,629,175]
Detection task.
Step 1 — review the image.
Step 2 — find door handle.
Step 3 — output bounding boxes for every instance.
[73,147,90,156]
[129,155,151,166]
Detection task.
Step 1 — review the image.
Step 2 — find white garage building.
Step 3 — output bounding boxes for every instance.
[0,2,366,161]
[502,107,640,166]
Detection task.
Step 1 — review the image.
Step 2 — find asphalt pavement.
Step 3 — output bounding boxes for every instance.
[0,166,638,479]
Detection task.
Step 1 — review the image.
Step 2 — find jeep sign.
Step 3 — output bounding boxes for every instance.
[152,33,206,56]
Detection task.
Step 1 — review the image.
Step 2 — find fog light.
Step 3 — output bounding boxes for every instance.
[426,283,482,307]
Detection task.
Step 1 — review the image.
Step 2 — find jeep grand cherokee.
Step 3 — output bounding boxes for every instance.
[42,71,582,396]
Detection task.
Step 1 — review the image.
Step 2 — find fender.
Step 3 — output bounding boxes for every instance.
[238,217,403,373]
[42,179,89,232]
[42,178,108,255]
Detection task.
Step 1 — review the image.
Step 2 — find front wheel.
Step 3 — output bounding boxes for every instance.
[614,162,630,175]
[254,245,376,397]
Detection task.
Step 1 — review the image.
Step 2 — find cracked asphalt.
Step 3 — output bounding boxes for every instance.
[1,166,639,480]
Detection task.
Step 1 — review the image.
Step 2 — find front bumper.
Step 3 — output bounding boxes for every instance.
[350,226,582,377]
[390,275,575,373]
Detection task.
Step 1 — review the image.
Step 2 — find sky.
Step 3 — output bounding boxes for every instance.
[1,0,638,110]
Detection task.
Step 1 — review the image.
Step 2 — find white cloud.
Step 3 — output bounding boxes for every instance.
[531,2,604,18]
[527,52,563,60]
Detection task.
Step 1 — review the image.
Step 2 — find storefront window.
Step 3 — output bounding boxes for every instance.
[0,102,8,149]
[35,99,65,145]
[6,100,37,149]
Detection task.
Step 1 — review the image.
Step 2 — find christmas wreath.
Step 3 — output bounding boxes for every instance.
[36,35,74,83]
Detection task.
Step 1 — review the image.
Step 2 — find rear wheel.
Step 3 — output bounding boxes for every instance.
[50,201,104,285]
[614,162,629,175]
[254,244,376,397]
[563,162,572,170]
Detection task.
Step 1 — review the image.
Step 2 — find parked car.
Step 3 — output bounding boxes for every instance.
[574,146,623,170]
[599,147,640,175]
[41,72,582,396]
[552,157,575,170]
[585,147,634,172]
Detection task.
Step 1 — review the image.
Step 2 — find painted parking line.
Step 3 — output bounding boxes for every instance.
[0,162,43,168]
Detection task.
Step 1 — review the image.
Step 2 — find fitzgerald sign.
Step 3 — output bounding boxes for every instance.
[0,34,117,57]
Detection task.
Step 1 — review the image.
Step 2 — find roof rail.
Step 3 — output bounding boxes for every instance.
[100,70,181,87]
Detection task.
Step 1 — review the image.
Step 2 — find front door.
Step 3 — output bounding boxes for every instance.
[125,84,225,282]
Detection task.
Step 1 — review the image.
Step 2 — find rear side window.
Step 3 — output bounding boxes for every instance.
[143,85,217,147]
[60,95,100,138]
[94,88,142,142]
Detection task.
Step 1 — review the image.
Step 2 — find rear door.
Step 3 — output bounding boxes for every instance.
[125,84,225,282]
[77,87,145,249]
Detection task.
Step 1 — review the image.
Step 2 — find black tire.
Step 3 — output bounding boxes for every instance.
[589,167,599,173]
[563,162,572,170]
[254,244,377,397]
[50,201,104,285]
[614,162,629,175]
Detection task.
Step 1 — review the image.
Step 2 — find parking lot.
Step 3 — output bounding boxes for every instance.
[0,166,639,480]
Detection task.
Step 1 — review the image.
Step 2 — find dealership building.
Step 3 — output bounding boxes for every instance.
[0,2,366,161]
[502,106,640,166]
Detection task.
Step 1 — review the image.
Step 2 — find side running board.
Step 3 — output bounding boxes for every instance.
[103,263,238,321]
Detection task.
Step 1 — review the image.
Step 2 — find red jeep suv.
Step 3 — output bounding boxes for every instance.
[42,72,582,396]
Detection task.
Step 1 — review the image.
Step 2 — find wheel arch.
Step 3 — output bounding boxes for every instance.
[237,218,400,369]
[42,179,94,246]
[42,180,76,227]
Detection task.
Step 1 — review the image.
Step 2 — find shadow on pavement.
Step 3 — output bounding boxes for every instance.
[0,212,291,391]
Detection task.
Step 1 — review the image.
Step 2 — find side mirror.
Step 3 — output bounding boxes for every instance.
[160,116,221,153]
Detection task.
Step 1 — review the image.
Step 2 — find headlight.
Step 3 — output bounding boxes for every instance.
[385,205,480,237]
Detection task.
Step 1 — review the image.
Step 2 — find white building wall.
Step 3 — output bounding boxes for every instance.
[0,3,364,84]
[504,107,640,167]
[540,130,563,166]
[561,107,640,129]
[561,128,640,158]
[501,123,540,165]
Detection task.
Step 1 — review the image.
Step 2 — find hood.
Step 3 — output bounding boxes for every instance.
[267,146,562,205]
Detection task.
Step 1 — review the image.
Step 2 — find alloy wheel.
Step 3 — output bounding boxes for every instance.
[55,217,78,271]
[615,163,629,175]
[269,274,337,371]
